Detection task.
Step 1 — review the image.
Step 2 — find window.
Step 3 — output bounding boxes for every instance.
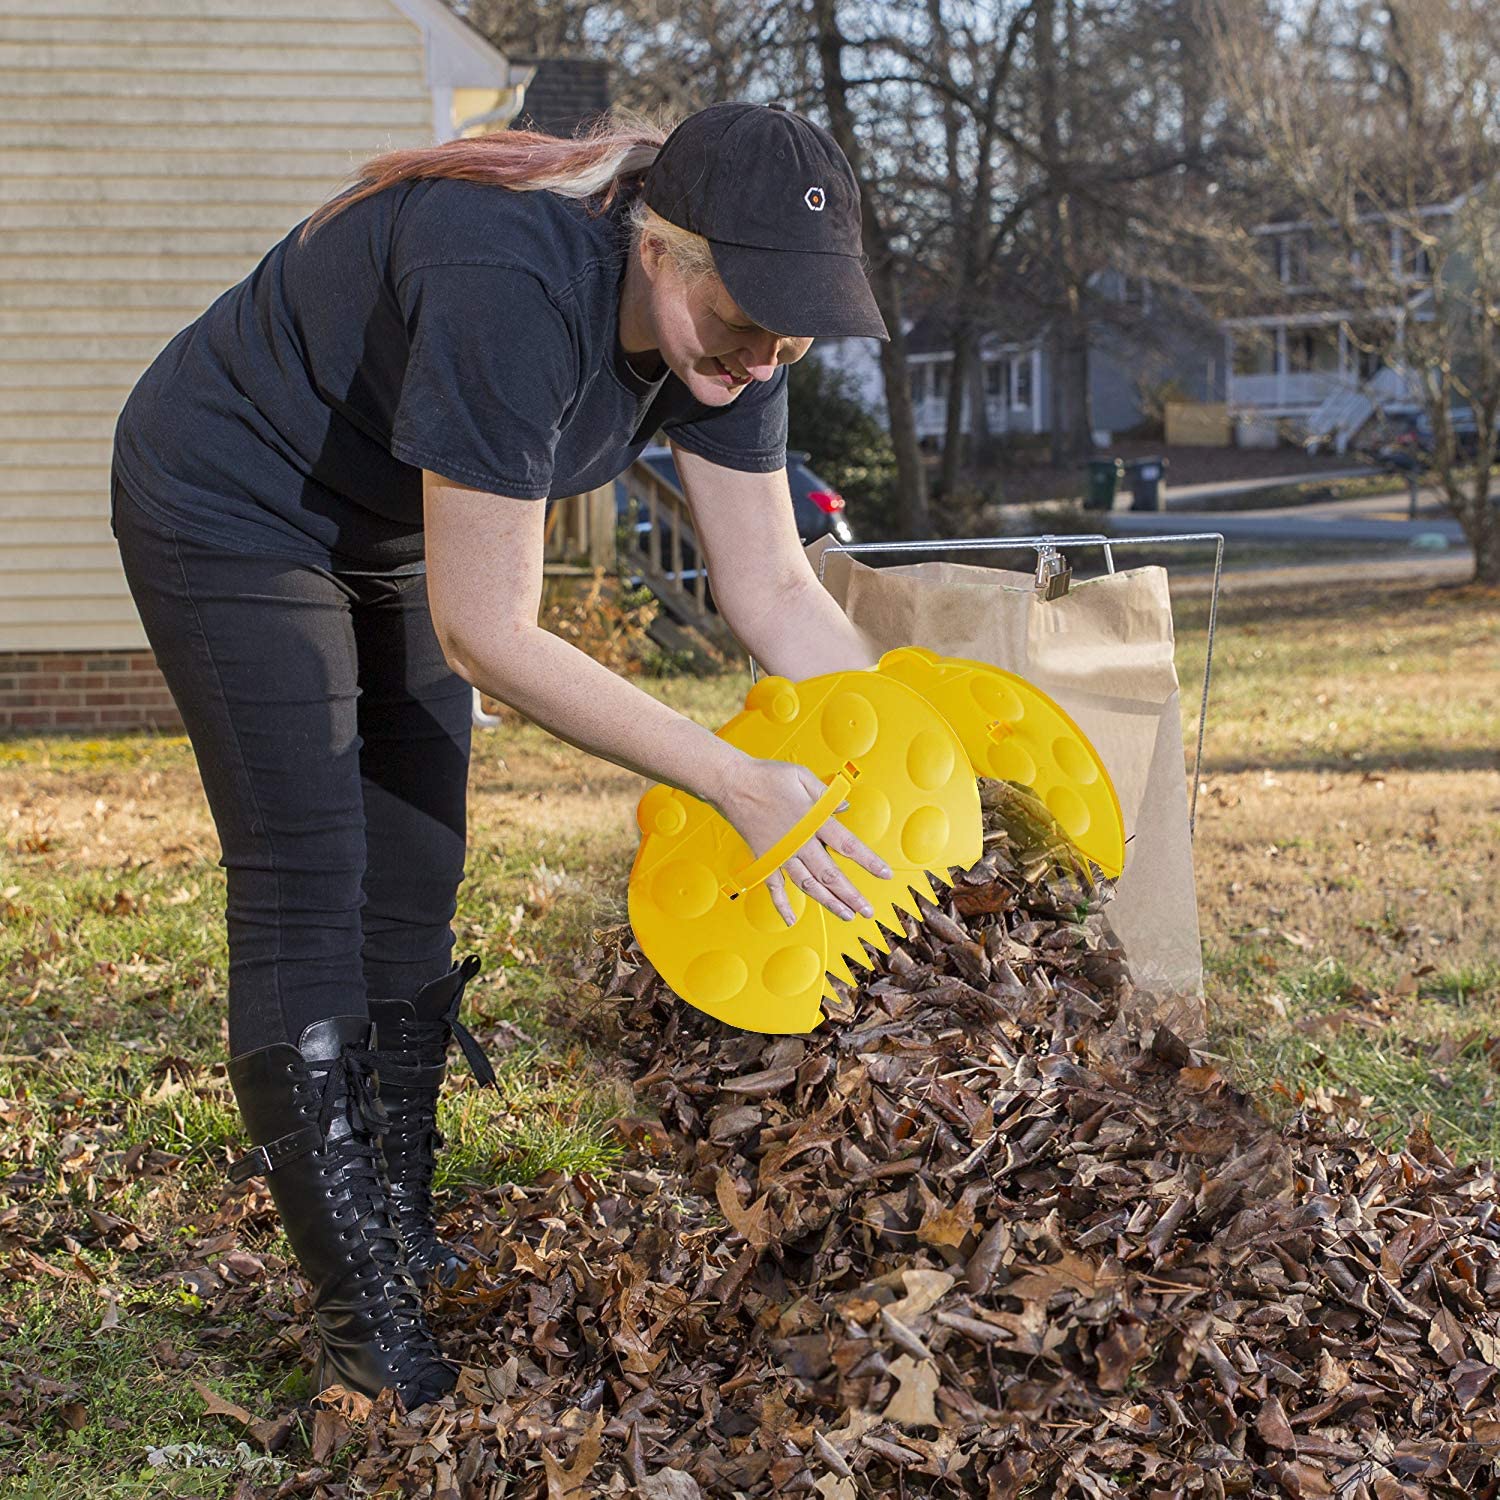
[1285,327,1339,373]
[1282,233,1311,285]
[1233,334,1274,375]
[983,359,1008,402]
[1013,356,1033,408]
[909,364,927,403]
[933,360,951,404]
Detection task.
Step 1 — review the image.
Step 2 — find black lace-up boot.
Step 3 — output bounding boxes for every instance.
[225,1015,459,1408]
[365,955,497,1291]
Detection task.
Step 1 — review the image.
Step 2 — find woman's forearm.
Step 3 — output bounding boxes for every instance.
[726,573,883,679]
[456,625,748,808]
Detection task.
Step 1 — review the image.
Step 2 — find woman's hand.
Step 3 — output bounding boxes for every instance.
[711,757,893,928]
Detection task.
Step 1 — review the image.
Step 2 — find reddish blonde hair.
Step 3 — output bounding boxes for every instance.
[297,114,675,247]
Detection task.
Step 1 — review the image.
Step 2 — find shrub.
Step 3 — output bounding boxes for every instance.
[787,356,904,540]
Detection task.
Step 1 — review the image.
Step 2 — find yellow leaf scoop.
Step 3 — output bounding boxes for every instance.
[629,667,982,1034]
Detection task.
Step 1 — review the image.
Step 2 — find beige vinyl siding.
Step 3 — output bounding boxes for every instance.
[0,0,442,653]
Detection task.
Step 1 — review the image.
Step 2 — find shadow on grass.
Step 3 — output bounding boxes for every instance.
[1203,746,1500,775]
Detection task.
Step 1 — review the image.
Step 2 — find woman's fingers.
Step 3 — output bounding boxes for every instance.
[790,849,872,922]
[767,769,892,927]
[765,868,796,928]
[772,859,859,927]
[818,814,893,882]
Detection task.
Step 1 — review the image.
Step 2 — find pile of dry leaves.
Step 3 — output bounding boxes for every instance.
[270,777,1499,1500]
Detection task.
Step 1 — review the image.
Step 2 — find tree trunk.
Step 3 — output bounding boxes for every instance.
[811,0,930,539]
[1049,301,1094,467]
[940,323,977,501]
[1469,507,1500,584]
[1452,432,1500,584]
[969,341,993,465]
[867,272,930,540]
[1038,0,1093,468]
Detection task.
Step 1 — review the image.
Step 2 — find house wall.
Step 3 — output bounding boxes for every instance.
[0,0,460,731]
[1089,319,1224,437]
[809,337,887,421]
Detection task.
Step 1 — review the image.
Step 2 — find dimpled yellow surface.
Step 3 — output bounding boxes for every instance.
[628,669,982,1034]
[878,646,1126,877]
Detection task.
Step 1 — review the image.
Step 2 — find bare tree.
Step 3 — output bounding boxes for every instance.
[457,0,789,116]
[808,0,934,538]
[1208,0,1500,583]
[832,0,1237,479]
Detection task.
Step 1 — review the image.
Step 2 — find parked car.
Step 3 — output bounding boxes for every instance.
[1369,407,1500,467]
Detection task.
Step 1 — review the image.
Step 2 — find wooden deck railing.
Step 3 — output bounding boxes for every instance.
[541,484,615,574]
[615,458,715,621]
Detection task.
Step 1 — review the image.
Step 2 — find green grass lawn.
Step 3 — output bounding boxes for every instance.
[0,572,1495,1495]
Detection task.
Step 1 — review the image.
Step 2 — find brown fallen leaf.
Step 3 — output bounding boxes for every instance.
[1093,1316,1147,1392]
[311,1407,351,1465]
[1255,1393,1297,1450]
[542,1407,604,1498]
[191,1379,253,1429]
[881,1354,941,1429]
[715,1169,773,1251]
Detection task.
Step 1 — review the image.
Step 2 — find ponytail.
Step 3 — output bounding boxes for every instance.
[297,111,676,247]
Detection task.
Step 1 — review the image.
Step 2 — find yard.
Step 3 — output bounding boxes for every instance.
[0,572,1495,1495]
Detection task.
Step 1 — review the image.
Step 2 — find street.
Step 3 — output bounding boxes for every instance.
[1115,489,1469,547]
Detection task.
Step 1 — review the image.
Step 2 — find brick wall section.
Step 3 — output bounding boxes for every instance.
[508,57,611,139]
[0,650,183,735]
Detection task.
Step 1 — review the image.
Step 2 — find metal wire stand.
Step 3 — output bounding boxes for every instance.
[748,531,1225,836]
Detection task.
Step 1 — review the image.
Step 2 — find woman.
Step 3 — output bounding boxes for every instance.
[111,100,894,1410]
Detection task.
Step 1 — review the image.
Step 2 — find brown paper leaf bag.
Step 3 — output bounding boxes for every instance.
[804,537,1206,1040]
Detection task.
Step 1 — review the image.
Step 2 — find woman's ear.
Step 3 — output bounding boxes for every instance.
[638,230,670,284]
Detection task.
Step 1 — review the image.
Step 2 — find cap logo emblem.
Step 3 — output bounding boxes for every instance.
[804,186,826,212]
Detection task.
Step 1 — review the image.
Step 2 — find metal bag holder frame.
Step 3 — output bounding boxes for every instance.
[749,531,1225,836]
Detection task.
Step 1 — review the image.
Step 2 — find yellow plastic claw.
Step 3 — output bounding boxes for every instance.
[628,669,981,1034]
[876,647,1126,878]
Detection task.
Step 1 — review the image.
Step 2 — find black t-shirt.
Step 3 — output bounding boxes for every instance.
[112,177,788,569]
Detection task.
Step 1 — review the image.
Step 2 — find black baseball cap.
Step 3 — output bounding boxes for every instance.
[642,101,890,342]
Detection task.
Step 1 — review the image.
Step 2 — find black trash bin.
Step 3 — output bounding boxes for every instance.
[1124,457,1169,511]
[1083,458,1125,511]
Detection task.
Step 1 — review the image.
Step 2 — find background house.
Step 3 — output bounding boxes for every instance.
[816,271,1223,454]
[0,0,536,732]
[1221,201,1455,450]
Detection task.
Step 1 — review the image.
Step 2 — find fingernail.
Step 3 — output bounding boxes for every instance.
[859,903,873,918]
[878,864,892,878]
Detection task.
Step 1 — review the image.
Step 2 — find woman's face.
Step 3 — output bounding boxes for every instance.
[642,239,814,407]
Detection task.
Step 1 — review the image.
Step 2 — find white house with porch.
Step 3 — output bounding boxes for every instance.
[908,337,1047,443]
[1221,206,1459,451]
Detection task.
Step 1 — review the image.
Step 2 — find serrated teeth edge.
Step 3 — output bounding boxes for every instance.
[824,949,857,984]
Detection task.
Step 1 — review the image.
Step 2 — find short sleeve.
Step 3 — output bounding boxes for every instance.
[659,363,788,473]
[390,262,578,498]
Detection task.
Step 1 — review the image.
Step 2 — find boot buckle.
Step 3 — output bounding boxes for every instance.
[227,1123,323,1183]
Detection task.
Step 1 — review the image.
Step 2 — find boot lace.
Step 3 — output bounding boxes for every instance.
[302,1044,454,1403]
[366,998,499,1260]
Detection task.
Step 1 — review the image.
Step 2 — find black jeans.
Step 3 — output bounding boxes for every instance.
[111,471,473,1057]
